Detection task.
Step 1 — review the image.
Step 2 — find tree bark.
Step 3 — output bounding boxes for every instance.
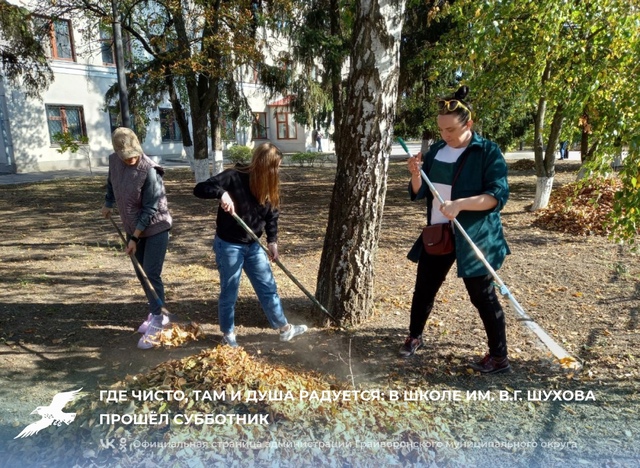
[209,79,224,176]
[532,104,564,210]
[531,62,556,211]
[192,114,210,182]
[165,75,194,170]
[316,0,406,326]
[546,104,564,166]
[328,0,344,144]
[183,145,195,171]
[581,125,588,163]
[533,95,547,176]
[173,4,217,182]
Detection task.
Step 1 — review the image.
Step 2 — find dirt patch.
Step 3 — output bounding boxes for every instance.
[0,160,638,466]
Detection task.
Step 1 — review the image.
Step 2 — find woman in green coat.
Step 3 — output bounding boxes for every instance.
[401,86,511,374]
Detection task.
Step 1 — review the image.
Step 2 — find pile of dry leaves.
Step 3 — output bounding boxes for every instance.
[533,177,621,236]
[6,347,458,467]
[508,159,536,171]
[157,322,205,347]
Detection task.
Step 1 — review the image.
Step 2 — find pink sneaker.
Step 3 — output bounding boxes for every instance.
[137,315,165,350]
[137,313,169,333]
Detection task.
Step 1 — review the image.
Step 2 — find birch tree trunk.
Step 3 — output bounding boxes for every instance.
[315,0,406,326]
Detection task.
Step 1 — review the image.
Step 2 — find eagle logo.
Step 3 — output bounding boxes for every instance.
[14,388,83,439]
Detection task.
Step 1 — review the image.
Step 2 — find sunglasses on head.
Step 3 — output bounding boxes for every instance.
[437,99,471,116]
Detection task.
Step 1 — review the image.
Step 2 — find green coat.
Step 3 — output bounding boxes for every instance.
[407,132,510,277]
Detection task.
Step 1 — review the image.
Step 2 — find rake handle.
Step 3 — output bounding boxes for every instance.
[108,216,163,308]
[230,212,339,325]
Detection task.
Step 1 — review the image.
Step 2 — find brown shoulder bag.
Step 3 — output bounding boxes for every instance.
[422,223,454,255]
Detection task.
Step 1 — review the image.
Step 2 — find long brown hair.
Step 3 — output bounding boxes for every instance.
[245,143,282,208]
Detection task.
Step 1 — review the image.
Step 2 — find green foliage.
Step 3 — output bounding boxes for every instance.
[0,0,52,96]
[609,144,640,247]
[290,151,326,167]
[394,1,459,140]
[287,1,353,133]
[52,132,89,154]
[226,145,252,164]
[104,69,160,144]
[430,0,640,162]
[418,0,640,228]
[44,0,297,162]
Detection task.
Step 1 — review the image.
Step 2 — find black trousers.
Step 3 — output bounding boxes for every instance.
[409,248,508,358]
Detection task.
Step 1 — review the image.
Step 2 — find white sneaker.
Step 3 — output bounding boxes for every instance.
[223,333,238,348]
[279,324,308,342]
[137,313,169,334]
[137,315,164,350]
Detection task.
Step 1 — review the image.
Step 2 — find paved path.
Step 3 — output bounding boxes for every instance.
[0,147,580,186]
[393,144,580,161]
[0,160,189,186]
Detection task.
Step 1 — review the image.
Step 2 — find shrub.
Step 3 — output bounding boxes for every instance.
[227,145,252,164]
[291,151,323,167]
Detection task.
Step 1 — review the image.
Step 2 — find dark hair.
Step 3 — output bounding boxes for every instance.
[438,86,473,125]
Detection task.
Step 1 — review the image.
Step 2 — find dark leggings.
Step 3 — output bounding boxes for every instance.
[409,248,507,358]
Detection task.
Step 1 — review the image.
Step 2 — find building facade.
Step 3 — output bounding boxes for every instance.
[0,2,330,174]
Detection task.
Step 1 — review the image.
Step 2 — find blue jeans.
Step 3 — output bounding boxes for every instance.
[213,236,288,334]
[131,229,169,316]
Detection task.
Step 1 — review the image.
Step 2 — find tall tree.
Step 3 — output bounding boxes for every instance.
[315,0,406,325]
[0,0,53,96]
[286,0,352,142]
[429,0,640,210]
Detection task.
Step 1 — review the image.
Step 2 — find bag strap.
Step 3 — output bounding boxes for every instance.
[451,150,470,189]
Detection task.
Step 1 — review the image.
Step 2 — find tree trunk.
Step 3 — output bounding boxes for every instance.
[209,81,224,176]
[316,0,406,326]
[211,123,224,176]
[532,104,563,210]
[580,123,599,164]
[183,145,195,171]
[531,62,554,211]
[165,75,194,171]
[533,95,547,176]
[329,0,344,143]
[531,176,554,211]
[545,104,564,168]
[174,8,216,182]
[192,114,210,183]
[420,129,435,153]
[580,124,589,164]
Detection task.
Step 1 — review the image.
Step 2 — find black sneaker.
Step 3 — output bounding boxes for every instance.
[399,335,424,357]
[469,354,512,374]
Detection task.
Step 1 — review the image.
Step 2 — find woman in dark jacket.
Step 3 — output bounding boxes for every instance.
[401,86,511,374]
[194,143,307,347]
[101,127,172,350]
